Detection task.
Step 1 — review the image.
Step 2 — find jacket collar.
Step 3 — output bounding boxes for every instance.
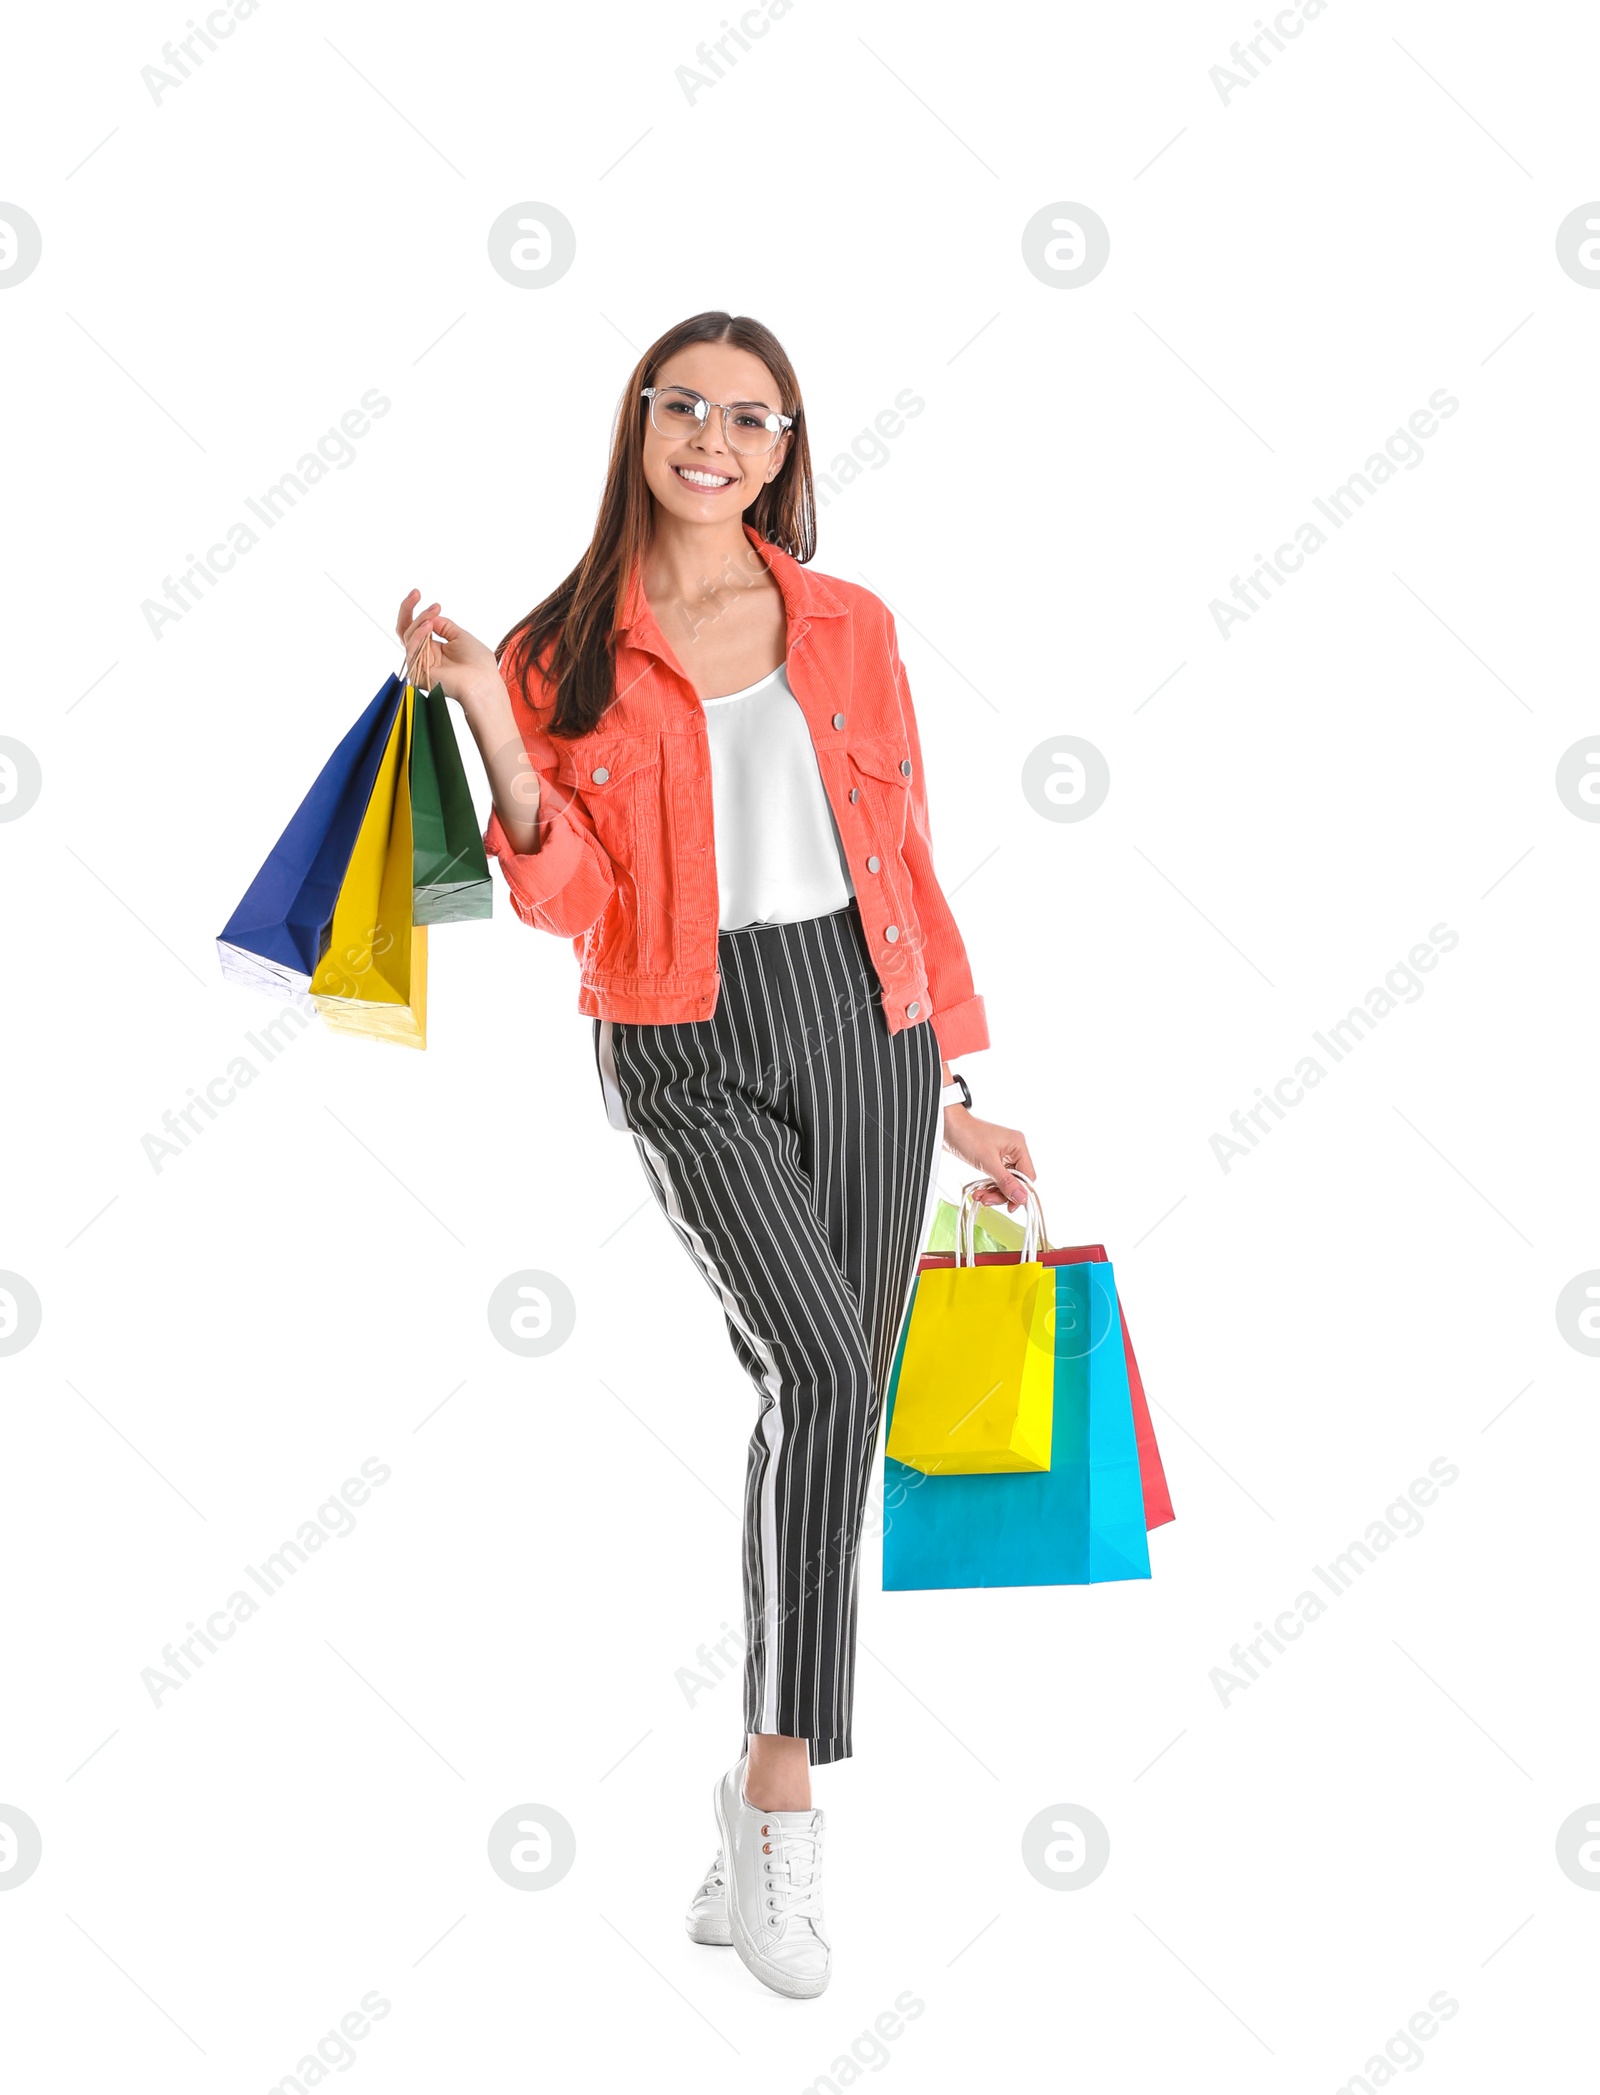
[616,522,848,663]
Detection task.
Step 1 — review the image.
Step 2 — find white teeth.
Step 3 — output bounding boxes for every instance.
[676,467,732,488]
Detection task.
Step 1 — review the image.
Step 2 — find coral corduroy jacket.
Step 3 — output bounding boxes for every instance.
[483,524,989,1060]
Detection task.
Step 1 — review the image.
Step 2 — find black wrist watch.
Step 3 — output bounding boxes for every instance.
[938,1072,972,1112]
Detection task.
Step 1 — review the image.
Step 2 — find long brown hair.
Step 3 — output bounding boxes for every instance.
[496,311,816,738]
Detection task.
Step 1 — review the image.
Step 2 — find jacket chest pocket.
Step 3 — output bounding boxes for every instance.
[845,736,913,850]
[559,732,668,974]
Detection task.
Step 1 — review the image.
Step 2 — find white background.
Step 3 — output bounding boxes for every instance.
[3,0,1598,2088]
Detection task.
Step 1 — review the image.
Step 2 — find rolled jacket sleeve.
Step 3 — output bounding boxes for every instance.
[483,644,617,939]
[888,611,991,1059]
[929,992,991,1063]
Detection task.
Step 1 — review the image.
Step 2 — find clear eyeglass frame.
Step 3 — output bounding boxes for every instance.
[642,385,795,455]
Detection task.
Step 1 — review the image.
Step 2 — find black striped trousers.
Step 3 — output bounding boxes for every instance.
[597,899,942,1764]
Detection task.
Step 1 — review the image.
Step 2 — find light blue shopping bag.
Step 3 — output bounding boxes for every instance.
[881,1258,1152,1591]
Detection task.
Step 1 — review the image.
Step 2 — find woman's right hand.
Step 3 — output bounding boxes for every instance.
[396,590,501,713]
[397,590,543,853]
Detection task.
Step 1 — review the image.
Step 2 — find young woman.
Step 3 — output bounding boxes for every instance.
[395,311,1035,2000]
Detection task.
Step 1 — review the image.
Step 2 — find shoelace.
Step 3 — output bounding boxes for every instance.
[757,1816,824,1927]
[697,1856,725,1900]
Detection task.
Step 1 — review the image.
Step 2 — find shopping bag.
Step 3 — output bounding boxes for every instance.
[411,682,492,924]
[885,1194,1055,1474]
[884,1264,1055,1475]
[919,1208,1173,1531]
[1044,1243,1174,1532]
[882,1254,1150,1589]
[216,675,404,996]
[309,684,428,1049]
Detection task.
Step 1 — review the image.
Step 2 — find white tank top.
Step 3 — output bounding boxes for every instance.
[699,662,855,929]
[595,661,856,1130]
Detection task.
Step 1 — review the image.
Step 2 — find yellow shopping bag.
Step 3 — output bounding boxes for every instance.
[310,684,428,1049]
[885,1180,1055,1475]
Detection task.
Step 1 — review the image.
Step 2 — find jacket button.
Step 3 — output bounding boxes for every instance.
[884,924,900,942]
[900,759,912,776]
[832,712,846,730]
[907,1000,921,1017]
[866,855,881,873]
[849,787,860,803]
[591,766,610,783]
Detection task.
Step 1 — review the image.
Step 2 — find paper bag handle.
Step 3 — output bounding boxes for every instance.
[956,1170,1050,1267]
[405,632,439,694]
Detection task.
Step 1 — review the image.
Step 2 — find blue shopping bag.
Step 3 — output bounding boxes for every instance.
[217,676,405,997]
[881,1259,1152,1590]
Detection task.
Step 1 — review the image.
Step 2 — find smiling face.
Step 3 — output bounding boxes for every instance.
[641,341,792,523]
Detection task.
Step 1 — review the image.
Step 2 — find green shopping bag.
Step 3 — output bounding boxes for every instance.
[924,1195,1026,1257]
[411,683,492,924]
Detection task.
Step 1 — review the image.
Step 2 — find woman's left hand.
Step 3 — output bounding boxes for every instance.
[941,1109,1037,1210]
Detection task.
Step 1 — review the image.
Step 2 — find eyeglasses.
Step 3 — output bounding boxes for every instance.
[642,385,794,456]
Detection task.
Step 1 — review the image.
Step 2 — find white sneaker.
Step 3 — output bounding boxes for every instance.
[712,1756,830,1999]
[684,1851,732,1946]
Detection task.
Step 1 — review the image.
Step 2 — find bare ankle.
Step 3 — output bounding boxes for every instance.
[745,1777,812,1811]
[745,1732,812,1812]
